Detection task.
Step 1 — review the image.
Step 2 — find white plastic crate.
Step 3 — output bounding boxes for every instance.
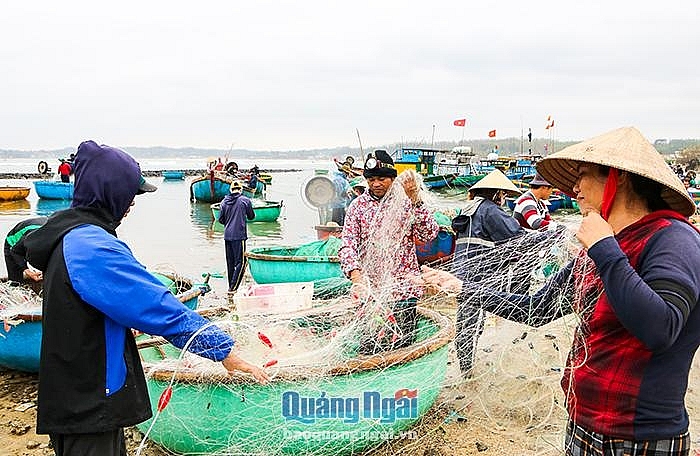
[233,282,314,315]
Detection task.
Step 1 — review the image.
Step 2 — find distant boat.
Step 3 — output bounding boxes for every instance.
[34,180,73,200]
[211,200,284,223]
[162,170,185,180]
[506,195,564,213]
[0,186,30,202]
[189,171,233,203]
[391,147,459,190]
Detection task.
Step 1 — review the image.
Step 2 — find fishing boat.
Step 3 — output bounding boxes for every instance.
[189,171,233,203]
[245,245,344,284]
[391,147,459,189]
[0,186,30,202]
[136,307,453,456]
[162,170,185,180]
[0,273,204,373]
[33,180,74,200]
[211,200,284,223]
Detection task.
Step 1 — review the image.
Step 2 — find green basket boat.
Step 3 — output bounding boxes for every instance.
[245,246,343,284]
[211,200,283,223]
[136,307,453,455]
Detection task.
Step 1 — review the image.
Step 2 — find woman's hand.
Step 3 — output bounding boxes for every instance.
[222,352,271,384]
[420,266,463,294]
[576,210,614,249]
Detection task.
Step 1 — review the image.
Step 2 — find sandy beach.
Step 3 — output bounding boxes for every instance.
[2,302,698,456]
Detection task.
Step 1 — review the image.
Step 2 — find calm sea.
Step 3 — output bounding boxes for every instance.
[0,157,468,294]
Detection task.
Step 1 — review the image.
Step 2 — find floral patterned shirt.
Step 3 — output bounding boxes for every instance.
[339,189,438,301]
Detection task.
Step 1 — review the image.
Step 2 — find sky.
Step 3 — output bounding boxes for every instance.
[2,1,699,152]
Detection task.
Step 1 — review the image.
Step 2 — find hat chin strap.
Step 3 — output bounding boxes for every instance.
[600,168,618,221]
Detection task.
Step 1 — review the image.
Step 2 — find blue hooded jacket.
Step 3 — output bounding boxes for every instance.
[24,141,235,434]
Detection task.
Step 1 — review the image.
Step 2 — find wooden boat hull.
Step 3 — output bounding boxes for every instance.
[162,170,185,180]
[0,186,30,202]
[211,201,283,223]
[137,308,453,455]
[0,273,202,373]
[190,174,232,203]
[33,181,73,200]
[245,247,343,284]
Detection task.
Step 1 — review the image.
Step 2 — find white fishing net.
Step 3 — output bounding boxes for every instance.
[133,172,593,456]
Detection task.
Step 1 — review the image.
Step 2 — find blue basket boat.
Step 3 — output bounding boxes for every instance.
[33,180,73,200]
[0,273,204,373]
[189,172,233,203]
[162,170,185,180]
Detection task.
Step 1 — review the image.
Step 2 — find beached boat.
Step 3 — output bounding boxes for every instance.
[0,186,30,202]
[33,180,73,200]
[189,172,233,203]
[211,200,283,223]
[162,170,185,180]
[136,307,453,456]
[0,273,204,373]
[245,245,344,284]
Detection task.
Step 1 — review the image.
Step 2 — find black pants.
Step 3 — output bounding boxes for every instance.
[50,429,126,456]
[358,299,418,355]
[60,174,70,183]
[224,239,247,292]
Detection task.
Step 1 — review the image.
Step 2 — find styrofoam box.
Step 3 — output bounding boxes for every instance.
[233,282,314,314]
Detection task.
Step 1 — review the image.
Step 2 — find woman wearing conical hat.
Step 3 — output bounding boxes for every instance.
[450,169,526,376]
[423,127,700,454]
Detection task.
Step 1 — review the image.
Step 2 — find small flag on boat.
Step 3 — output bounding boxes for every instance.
[488,129,496,137]
[453,118,466,127]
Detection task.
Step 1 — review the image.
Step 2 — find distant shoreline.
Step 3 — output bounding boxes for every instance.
[0,168,304,180]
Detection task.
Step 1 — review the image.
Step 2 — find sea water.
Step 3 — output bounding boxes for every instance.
[0,157,470,295]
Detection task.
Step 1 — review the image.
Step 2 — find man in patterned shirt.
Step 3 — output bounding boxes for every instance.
[513,172,558,231]
[339,149,438,354]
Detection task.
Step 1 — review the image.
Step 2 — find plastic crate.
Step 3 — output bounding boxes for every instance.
[233,282,314,314]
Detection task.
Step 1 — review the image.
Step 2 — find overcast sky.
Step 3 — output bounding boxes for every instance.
[2,1,698,151]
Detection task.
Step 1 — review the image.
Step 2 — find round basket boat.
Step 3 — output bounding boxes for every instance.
[137,307,454,455]
[0,272,203,373]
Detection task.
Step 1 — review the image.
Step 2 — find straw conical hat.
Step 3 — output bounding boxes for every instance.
[537,126,695,217]
[469,169,521,196]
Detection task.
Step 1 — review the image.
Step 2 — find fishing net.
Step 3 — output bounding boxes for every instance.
[133,171,595,456]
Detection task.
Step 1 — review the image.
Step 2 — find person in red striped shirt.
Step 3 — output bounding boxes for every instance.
[512,173,558,231]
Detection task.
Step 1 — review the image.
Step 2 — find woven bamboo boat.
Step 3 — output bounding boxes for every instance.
[0,186,30,202]
[189,172,233,203]
[33,180,73,200]
[136,307,453,455]
[0,272,203,373]
[245,246,343,284]
[211,200,283,223]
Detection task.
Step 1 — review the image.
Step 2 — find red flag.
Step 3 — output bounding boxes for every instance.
[488,130,496,138]
[453,118,466,127]
[545,115,554,129]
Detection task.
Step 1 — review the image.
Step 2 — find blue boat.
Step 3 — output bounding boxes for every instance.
[162,170,185,180]
[34,180,73,200]
[0,273,204,373]
[189,172,233,203]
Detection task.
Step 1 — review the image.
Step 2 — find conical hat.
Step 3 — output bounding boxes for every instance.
[469,169,521,196]
[536,126,695,217]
